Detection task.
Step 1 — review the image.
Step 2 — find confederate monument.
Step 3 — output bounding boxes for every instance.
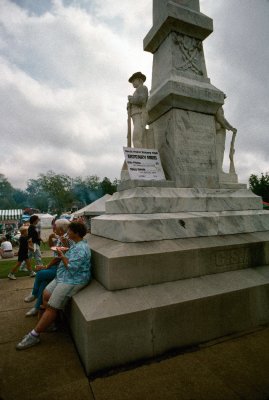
[69,0,269,375]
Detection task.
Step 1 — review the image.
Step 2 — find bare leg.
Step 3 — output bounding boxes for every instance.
[34,307,58,334]
[25,259,33,272]
[10,262,21,274]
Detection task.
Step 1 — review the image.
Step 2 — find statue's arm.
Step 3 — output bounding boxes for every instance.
[223,117,237,132]
[216,108,237,132]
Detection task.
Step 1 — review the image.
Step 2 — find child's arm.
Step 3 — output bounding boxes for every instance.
[28,238,34,251]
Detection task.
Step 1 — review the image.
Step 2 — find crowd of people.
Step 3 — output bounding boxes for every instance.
[1,215,91,350]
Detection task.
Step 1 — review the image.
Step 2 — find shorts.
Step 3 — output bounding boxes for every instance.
[45,279,86,310]
[18,253,29,262]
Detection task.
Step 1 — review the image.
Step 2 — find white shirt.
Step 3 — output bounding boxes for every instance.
[1,241,13,251]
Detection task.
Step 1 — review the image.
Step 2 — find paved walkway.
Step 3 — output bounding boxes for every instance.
[1,277,269,400]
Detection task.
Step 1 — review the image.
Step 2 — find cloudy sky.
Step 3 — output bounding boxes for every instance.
[0,0,268,189]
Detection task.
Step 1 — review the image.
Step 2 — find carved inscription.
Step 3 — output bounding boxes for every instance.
[173,81,222,102]
[174,111,216,173]
[215,248,249,268]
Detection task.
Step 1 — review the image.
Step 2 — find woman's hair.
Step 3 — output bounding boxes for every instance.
[55,218,70,233]
[19,225,28,233]
[30,215,39,224]
[69,221,87,238]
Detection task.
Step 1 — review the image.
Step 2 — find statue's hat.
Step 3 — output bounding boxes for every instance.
[128,72,146,83]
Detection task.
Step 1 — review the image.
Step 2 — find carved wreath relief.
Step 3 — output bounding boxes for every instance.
[173,33,203,76]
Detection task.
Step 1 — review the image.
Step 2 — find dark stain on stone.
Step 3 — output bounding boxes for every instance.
[178,219,186,228]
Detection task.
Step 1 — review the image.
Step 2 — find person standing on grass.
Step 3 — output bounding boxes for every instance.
[0,236,14,259]
[8,226,36,280]
[28,215,43,266]
[24,219,72,317]
[16,221,91,350]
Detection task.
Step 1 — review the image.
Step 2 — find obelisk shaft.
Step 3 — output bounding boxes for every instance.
[144,0,224,188]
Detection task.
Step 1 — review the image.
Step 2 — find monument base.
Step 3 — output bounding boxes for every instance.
[89,232,269,290]
[92,209,269,242]
[69,266,269,375]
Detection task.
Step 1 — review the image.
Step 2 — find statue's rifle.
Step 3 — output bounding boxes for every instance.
[127,104,132,147]
[229,131,236,174]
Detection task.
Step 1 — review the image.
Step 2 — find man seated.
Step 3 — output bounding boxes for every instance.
[0,237,14,259]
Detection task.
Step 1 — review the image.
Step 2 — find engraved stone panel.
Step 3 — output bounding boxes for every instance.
[173,33,204,76]
[152,108,219,187]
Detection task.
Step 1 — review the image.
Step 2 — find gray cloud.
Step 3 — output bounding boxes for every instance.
[201,0,269,180]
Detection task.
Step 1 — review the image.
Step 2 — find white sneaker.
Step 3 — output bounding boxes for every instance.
[29,271,36,277]
[19,265,28,272]
[24,294,36,303]
[25,308,38,317]
[16,332,40,350]
[8,272,16,280]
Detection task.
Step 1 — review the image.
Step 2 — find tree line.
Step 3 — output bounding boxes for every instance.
[0,171,119,215]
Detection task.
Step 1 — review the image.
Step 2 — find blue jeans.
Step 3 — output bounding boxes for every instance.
[32,266,57,310]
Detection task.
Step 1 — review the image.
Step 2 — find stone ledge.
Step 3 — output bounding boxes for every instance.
[106,187,262,214]
[147,79,223,122]
[89,232,269,290]
[117,179,175,192]
[69,266,269,374]
[91,210,269,242]
[144,2,213,53]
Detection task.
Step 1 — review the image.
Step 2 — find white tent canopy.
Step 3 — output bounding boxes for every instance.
[73,194,111,217]
[35,213,56,228]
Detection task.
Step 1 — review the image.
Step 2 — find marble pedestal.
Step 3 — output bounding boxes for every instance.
[70,264,269,375]
[68,232,269,375]
[91,186,269,242]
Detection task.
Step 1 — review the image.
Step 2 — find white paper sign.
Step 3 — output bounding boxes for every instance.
[123,147,166,181]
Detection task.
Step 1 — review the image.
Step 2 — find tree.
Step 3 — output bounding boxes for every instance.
[26,178,49,212]
[38,171,74,214]
[12,189,29,209]
[100,177,118,195]
[0,174,16,208]
[72,175,103,206]
[249,173,269,203]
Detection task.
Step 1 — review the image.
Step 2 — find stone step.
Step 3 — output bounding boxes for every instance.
[106,187,261,214]
[91,209,269,242]
[90,232,269,290]
[69,266,269,374]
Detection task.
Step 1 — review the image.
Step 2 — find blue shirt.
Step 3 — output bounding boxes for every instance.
[56,240,91,285]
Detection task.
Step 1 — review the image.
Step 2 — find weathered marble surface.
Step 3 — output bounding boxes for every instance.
[89,232,269,290]
[118,179,246,191]
[91,210,269,242]
[106,187,262,214]
[144,0,213,54]
[148,78,223,123]
[144,0,224,123]
[117,179,175,192]
[69,266,269,374]
[152,109,219,187]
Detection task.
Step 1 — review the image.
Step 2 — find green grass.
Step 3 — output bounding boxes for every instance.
[0,257,53,279]
[40,241,52,251]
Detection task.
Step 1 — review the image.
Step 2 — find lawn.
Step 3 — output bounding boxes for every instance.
[0,257,53,279]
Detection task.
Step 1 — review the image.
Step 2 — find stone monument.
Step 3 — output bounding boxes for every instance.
[69,0,269,375]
